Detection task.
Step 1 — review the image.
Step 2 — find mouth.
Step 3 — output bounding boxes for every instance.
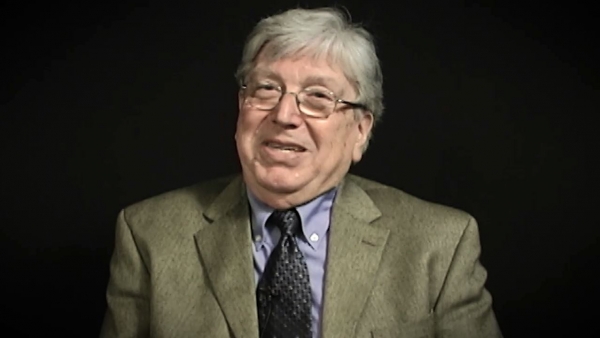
[263,141,307,152]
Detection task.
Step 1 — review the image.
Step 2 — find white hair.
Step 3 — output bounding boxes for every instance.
[235,7,384,151]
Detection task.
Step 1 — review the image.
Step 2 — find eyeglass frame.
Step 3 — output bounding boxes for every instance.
[240,82,369,119]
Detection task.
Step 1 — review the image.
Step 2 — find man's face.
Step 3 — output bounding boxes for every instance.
[235,53,373,208]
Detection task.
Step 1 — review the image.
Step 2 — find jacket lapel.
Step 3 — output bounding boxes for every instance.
[321,177,390,338]
[194,176,259,338]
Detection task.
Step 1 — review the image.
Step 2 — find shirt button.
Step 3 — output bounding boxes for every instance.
[255,235,262,242]
[310,233,319,242]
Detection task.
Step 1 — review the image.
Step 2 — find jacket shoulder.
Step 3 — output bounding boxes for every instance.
[120,175,237,230]
[347,174,474,234]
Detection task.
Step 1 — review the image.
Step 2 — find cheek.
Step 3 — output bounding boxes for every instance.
[236,112,260,140]
[336,120,357,147]
[316,120,356,158]
[235,114,257,157]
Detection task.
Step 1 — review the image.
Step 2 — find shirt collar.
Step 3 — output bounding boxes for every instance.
[247,187,337,251]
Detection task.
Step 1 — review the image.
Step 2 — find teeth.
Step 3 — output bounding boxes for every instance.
[268,142,303,151]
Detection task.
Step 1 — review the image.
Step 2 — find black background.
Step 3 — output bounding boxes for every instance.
[2,0,598,336]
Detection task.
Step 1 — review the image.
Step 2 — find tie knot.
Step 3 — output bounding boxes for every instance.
[268,208,301,236]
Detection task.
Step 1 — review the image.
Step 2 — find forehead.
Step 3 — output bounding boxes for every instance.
[251,53,353,90]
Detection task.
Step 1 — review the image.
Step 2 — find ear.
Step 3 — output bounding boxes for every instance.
[238,89,245,111]
[352,112,374,162]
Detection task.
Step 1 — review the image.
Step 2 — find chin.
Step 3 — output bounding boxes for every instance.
[253,165,310,194]
[261,173,305,194]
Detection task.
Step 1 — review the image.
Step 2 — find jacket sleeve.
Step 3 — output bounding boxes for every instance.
[99,209,150,338]
[434,216,503,337]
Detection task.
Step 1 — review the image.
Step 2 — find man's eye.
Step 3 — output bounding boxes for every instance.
[256,84,278,91]
[312,92,329,99]
[306,90,334,101]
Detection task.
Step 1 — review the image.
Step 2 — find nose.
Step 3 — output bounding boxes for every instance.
[270,92,303,128]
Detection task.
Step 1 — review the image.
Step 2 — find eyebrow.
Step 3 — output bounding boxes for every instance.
[248,68,282,82]
[302,75,342,93]
[249,68,345,94]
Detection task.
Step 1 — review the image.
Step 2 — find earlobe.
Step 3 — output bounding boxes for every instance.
[358,112,374,142]
[352,112,374,162]
[238,91,245,111]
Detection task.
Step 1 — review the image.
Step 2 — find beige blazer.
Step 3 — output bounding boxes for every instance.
[100,174,502,338]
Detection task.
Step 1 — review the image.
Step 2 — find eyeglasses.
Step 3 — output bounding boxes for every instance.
[240,81,368,119]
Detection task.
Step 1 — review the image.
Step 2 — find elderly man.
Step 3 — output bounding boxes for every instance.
[100,7,502,338]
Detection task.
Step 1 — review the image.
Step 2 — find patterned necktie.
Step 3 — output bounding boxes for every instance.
[257,208,312,338]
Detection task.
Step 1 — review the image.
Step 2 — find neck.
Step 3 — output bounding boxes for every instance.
[245,178,340,210]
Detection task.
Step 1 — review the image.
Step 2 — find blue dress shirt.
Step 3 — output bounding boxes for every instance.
[247,187,337,338]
